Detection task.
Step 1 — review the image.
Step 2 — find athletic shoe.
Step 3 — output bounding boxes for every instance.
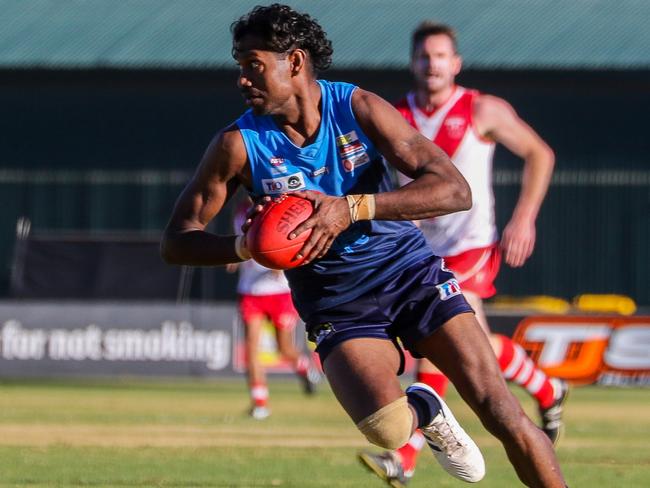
[539,378,569,445]
[300,365,321,395]
[358,450,410,488]
[407,382,485,483]
[249,406,270,420]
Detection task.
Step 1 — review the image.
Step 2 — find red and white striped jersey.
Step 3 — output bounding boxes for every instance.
[395,86,498,256]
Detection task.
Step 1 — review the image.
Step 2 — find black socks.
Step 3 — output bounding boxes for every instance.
[407,386,443,428]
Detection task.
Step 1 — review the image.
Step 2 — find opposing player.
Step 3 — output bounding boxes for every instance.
[358,22,569,487]
[161,5,567,486]
[228,197,319,420]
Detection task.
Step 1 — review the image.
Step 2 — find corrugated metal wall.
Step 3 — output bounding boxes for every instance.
[3,168,646,303]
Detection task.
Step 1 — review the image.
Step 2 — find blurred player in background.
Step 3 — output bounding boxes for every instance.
[228,197,319,420]
[359,21,569,487]
[162,5,567,486]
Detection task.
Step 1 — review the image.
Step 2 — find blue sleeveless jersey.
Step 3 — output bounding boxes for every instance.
[236,80,433,317]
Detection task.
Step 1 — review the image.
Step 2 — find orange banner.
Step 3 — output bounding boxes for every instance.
[513,316,650,386]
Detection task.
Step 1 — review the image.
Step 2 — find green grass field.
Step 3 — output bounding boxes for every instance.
[0,378,648,487]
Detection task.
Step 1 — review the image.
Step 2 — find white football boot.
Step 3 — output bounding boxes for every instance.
[407,382,485,483]
[539,378,570,445]
[250,406,270,420]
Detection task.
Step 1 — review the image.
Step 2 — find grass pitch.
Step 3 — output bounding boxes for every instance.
[0,378,648,487]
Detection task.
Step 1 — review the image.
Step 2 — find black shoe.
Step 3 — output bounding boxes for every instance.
[539,378,570,445]
[300,365,321,395]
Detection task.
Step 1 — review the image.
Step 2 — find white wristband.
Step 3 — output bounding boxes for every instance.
[234,235,251,261]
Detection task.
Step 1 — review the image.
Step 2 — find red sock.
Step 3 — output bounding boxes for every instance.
[295,355,309,376]
[396,431,426,475]
[250,382,269,407]
[496,334,555,409]
[416,371,449,397]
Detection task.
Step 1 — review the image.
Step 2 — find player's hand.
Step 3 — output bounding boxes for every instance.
[288,190,351,263]
[241,196,272,233]
[500,215,536,267]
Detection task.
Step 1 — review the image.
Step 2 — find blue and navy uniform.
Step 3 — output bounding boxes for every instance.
[236,80,472,363]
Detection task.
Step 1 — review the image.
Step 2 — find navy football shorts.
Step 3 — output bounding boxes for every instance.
[305,254,474,369]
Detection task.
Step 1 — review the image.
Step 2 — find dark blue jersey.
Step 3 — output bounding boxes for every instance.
[236,80,433,317]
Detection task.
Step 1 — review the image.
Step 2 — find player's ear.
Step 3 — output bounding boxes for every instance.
[288,49,307,76]
[452,54,463,76]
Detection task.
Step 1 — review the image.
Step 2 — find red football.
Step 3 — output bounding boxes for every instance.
[245,194,314,270]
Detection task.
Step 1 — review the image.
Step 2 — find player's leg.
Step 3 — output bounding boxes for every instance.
[366,358,446,482]
[275,326,300,363]
[324,337,484,483]
[449,244,569,445]
[244,315,271,419]
[465,291,569,445]
[415,358,449,396]
[271,293,320,394]
[240,295,270,419]
[417,312,566,487]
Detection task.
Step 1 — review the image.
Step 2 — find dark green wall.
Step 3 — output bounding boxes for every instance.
[1,69,648,303]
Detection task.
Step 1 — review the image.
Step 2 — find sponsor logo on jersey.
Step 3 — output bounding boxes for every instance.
[513,316,650,386]
[270,166,288,175]
[261,172,306,194]
[335,132,357,146]
[311,166,328,177]
[268,157,288,174]
[270,157,285,166]
[436,278,462,300]
[336,130,370,172]
[444,116,468,139]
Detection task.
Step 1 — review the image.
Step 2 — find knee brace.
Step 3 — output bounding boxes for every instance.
[356,396,413,449]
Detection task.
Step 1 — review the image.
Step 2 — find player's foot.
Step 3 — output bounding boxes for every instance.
[539,378,569,445]
[408,383,485,483]
[358,450,410,488]
[300,365,321,395]
[249,406,270,420]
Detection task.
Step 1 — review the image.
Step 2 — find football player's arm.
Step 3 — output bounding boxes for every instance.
[353,88,471,220]
[475,95,555,267]
[289,89,471,263]
[160,125,251,266]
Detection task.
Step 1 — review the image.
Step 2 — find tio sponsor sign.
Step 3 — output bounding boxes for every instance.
[513,316,650,386]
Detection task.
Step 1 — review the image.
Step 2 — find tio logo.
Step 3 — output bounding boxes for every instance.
[287,176,302,189]
[265,181,283,192]
[513,316,650,385]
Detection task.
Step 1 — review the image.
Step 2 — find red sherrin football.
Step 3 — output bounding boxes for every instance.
[245,194,314,270]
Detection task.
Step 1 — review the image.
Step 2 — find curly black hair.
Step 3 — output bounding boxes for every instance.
[231,3,333,73]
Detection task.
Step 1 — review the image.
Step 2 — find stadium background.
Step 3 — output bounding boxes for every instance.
[1,0,648,306]
[0,2,648,486]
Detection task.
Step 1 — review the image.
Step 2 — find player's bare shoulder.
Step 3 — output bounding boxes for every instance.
[350,87,391,119]
[472,93,519,139]
[350,87,423,146]
[201,123,251,187]
[473,93,517,121]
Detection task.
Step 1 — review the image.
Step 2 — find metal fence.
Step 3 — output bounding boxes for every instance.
[2,168,648,304]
